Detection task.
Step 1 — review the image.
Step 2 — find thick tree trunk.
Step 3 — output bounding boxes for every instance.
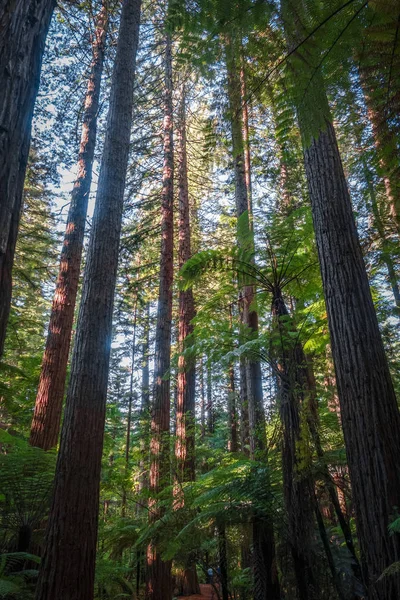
[29,2,108,450]
[35,2,141,599]
[303,116,400,599]
[175,82,196,485]
[225,34,280,600]
[146,31,174,600]
[0,0,55,356]
[282,3,400,595]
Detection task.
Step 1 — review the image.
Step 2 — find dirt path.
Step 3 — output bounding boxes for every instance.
[179,583,217,599]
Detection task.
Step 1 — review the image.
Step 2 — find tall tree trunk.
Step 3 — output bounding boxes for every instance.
[146,30,174,600]
[360,68,400,233]
[139,302,150,494]
[200,357,206,439]
[207,362,214,434]
[225,34,280,600]
[271,287,319,600]
[173,79,200,597]
[35,1,141,598]
[227,364,238,453]
[0,0,55,356]
[175,81,196,485]
[283,5,400,596]
[29,2,108,450]
[122,291,139,516]
[364,167,400,313]
[218,523,230,600]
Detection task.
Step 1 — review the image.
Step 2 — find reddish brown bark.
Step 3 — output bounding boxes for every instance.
[364,166,400,312]
[0,0,55,356]
[360,69,400,234]
[175,82,196,485]
[29,2,108,451]
[34,2,141,598]
[146,31,174,600]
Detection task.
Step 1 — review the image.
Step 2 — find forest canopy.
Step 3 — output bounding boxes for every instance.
[0,1,400,599]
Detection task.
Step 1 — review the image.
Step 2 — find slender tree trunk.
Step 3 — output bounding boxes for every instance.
[239,351,250,454]
[364,168,400,312]
[0,0,55,356]
[175,81,196,485]
[139,302,150,493]
[29,2,108,450]
[227,364,238,453]
[146,30,174,600]
[283,5,400,595]
[218,523,229,600]
[35,2,141,598]
[207,362,214,434]
[271,287,319,600]
[200,357,206,439]
[360,69,400,233]
[122,292,139,516]
[225,34,280,600]
[173,80,200,596]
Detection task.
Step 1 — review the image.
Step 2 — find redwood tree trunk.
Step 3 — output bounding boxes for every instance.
[283,3,400,595]
[173,81,200,596]
[364,166,400,313]
[175,81,196,485]
[303,115,400,599]
[29,2,108,450]
[225,34,280,600]
[0,0,55,356]
[146,30,174,600]
[35,2,141,598]
[360,67,400,233]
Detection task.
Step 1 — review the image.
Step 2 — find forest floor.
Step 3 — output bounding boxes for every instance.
[179,583,217,599]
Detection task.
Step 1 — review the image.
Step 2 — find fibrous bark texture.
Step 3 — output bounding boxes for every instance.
[303,118,400,599]
[35,1,141,598]
[146,31,174,600]
[30,2,108,450]
[175,82,196,484]
[0,0,55,356]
